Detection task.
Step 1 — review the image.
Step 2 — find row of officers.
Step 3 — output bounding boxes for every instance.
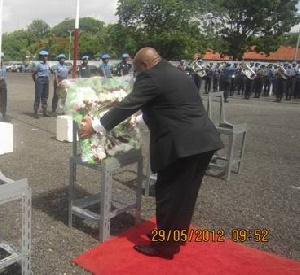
[31,51,132,119]
[178,59,300,103]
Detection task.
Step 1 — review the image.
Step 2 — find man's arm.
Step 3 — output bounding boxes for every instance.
[99,72,158,131]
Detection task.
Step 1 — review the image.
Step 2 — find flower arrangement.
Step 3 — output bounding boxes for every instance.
[64,76,141,164]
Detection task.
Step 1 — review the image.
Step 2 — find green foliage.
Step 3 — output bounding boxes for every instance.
[116,0,202,59]
[2,1,300,62]
[27,19,50,39]
[199,0,300,60]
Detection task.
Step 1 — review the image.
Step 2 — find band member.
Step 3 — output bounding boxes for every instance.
[205,64,213,93]
[271,64,278,97]
[276,66,288,103]
[177,60,187,72]
[254,65,265,98]
[229,63,238,96]
[191,57,205,91]
[236,65,245,96]
[286,64,295,100]
[220,63,234,102]
[212,63,220,92]
[263,64,272,97]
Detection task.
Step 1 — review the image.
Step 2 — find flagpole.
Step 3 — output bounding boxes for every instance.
[0,0,3,63]
[72,0,80,78]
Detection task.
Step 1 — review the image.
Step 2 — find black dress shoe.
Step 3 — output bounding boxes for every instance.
[134,244,179,260]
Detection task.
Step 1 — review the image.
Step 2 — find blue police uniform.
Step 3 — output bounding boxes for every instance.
[99,63,111,78]
[220,65,234,102]
[33,52,50,115]
[0,64,7,119]
[52,57,69,115]
[99,54,111,78]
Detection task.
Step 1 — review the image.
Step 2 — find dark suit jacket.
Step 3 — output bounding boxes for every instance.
[101,60,223,173]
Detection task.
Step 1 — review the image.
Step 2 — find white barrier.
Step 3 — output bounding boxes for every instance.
[56,115,78,142]
[0,122,13,155]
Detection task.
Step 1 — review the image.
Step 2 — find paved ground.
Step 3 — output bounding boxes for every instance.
[0,73,299,274]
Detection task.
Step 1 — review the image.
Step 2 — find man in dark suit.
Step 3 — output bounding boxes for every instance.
[79,48,223,259]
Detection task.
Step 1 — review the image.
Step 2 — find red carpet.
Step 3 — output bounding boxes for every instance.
[72,219,300,275]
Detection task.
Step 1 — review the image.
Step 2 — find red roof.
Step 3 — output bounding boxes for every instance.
[201,46,300,62]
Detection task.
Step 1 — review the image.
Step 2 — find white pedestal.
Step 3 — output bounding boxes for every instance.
[0,122,13,155]
[56,115,78,142]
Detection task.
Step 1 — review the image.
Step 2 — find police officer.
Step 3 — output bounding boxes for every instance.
[236,64,245,96]
[205,64,213,93]
[220,63,234,102]
[276,65,288,103]
[177,60,187,72]
[51,54,69,117]
[285,64,295,100]
[99,54,112,78]
[254,64,264,98]
[263,64,272,96]
[118,53,132,76]
[190,57,204,91]
[32,50,50,119]
[0,52,8,120]
[212,63,220,92]
[78,56,92,78]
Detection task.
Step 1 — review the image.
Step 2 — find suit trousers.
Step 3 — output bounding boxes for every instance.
[0,79,7,116]
[154,151,214,251]
[34,77,49,111]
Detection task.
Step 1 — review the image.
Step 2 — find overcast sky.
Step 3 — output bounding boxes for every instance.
[2,0,119,32]
[2,0,300,33]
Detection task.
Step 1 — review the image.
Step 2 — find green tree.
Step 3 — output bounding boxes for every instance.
[116,0,202,59]
[27,19,50,40]
[52,17,105,37]
[197,0,299,60]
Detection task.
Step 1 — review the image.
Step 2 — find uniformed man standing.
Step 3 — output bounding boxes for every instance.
[118,53,132,76]
[78,56,92,78]
[262,64,271,96]
[51,54,69,117]
[254,65,264,98]
[276,66,288,103]
[204,64,213,93]
[99,54,112,78]
[220,63,234,102]
[286,64,295,100]
[32,51,50,119]
[0,52,8,120]
[212,63,220,92]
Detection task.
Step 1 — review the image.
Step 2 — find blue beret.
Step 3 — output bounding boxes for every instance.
[39,51,49,56]
[57,54,66,59]
[122,53,130,58]
[101,54,111,59]
[82,56,89,60]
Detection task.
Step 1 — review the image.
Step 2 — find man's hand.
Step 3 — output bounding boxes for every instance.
[79,117,94,139]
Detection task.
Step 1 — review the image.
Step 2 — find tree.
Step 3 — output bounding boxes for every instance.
[197,0,300,60]
[52,17,105,37]
[116,0,203,59]
[27,19,50,40]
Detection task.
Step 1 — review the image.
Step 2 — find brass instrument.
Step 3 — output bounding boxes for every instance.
[241,62,256,80]
[192,60,207,78]
[277,65,287,79]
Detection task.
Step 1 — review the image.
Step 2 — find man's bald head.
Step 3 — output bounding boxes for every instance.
[133,47,162,73]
